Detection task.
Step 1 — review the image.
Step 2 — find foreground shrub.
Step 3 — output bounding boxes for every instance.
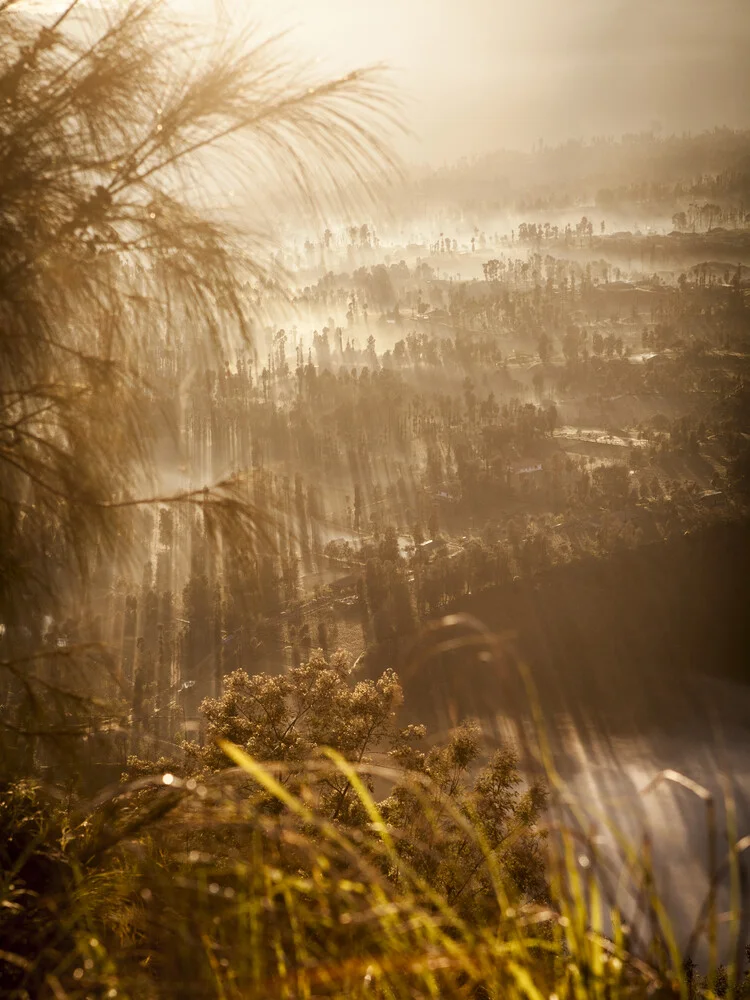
[3,729,748,998]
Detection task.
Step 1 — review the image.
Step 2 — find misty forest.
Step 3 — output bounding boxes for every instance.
[2,2,750,998]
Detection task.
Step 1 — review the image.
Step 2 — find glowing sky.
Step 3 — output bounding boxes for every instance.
[180,0,750,162]
[52,0,750,162]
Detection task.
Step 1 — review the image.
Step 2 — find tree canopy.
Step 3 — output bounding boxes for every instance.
[0,0,400,621]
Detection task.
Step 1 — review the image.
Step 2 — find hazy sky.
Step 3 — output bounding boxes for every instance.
[109,1,750,163]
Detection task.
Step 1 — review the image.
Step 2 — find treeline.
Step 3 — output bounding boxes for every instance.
[5,231,748,781]
[395,128,750,218]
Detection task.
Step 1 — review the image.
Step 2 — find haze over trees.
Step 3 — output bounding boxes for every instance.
[1,1,750,998]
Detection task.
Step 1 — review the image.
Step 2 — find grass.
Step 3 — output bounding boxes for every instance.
[2,690,748,999]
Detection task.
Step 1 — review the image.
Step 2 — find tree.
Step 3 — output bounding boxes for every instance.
[0,0,399,624]
[185,650,402,820]
[703,203,721,231]
[482,259,501,282]
[544,403,558,435]
[382,720,548,921]
[672,211,688,231]
[152,650,549,900]
[1,653,549,998]
[145,657,548,910]
[537,332,552,364]
[562,326,581,364]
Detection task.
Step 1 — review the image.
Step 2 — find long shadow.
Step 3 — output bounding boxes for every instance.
[387,520,750,954]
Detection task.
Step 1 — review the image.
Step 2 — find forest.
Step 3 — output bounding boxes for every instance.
[1,2,750,998]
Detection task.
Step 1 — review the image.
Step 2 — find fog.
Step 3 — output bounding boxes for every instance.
[5,3,750,991]
[178,0,750,162]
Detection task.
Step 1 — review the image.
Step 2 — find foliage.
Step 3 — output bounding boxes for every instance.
[130,646,549,913]
[1,735,749,998]
[0,0,399,621]
[184,650,403,823]
[0,640,558,998]
[382,720,548,921]
[1,4,749,996]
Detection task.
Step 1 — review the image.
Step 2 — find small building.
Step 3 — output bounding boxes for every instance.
[509,460,544,490]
